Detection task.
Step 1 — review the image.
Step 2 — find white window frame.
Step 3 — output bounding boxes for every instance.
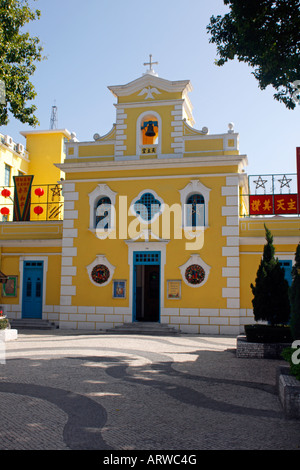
[88,183,117,237]
[179,180,211,231]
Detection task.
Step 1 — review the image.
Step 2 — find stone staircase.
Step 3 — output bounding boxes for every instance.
[105,322,180,336]
[9,318,57,330]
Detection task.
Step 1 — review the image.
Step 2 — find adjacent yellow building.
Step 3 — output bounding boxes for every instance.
[0,66,299,334]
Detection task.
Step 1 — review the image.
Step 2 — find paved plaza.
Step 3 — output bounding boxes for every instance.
[0,329,300,452]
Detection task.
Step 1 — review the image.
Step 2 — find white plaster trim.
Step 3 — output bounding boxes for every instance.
[88,183,117,231]
[0,240,62,247]
[56,154,248,173]
[179,254,211,288]
[114,99,184,109]
[108,75,192,97]
[179,179,211,228]
[86,254,115,287]
[239,236,300,245]
[63,172,243,184]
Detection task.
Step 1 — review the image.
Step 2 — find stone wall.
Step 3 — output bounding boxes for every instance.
[236,335,290,359]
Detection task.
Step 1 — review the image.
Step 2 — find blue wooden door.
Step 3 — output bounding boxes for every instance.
[22,261,43,319]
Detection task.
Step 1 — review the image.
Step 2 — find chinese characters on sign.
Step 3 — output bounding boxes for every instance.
[141,147,156,154]
[249,194,298,215]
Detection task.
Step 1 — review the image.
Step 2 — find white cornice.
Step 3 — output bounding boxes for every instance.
[60,172,245,184]
[240,236,300,245]
[0,239,62,247]
[108,75,192,97]
[184,132,239,141]
[56,154,247,173]
[0,142,30,162]
[114,99,184,109]
[20,129,72,139]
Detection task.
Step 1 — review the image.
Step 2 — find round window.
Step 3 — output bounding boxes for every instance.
[185,264,205,285]
[91,264,110,284]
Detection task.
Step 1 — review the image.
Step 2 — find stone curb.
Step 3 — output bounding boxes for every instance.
[276,366,300,419]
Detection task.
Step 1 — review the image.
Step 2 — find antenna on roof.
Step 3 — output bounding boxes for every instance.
[50,101,58,129]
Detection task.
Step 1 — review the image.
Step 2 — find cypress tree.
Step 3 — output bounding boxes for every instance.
[289,243,300,340]
[250,225,290,326]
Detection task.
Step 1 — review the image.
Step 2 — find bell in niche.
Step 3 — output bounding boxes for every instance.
[145,121,156,137]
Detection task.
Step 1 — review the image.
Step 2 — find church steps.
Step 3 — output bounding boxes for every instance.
[105,322,180,336]
[9,319,57,330]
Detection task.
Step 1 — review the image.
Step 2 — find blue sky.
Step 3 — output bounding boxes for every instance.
[1,0,299,178]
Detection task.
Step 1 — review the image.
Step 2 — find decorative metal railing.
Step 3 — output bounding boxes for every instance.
[0,183,64,222]
[248,173,298,195]
[241,173,299,217]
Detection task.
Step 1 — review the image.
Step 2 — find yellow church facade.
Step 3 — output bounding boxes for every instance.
[0,67,299,335]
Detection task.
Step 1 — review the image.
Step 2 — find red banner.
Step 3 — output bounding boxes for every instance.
[274,194,298,214]
[249,195,273,215]
[13,175,34,221]
[249,194,298,215]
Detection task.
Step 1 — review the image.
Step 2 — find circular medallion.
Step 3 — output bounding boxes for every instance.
[185,264,205,285]
[91,264,110,284]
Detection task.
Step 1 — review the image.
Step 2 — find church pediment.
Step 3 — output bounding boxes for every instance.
[108,74,192,100]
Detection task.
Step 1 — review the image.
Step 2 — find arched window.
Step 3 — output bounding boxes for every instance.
[95,197,111,229]
[136,111,162,156]
[141,119,158,146]
[88,184,117,237]
[186,193,205,227]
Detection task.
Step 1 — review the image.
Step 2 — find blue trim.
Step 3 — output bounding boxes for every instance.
[133,251,161,322]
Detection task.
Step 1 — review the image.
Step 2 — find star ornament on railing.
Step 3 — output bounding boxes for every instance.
[278,175,292,189]
[253,176,267,190]
[50,184,62,201]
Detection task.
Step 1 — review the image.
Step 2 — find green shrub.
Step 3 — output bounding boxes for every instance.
[250,225,290,326]
[245,324,292,343]
[282,347,300,381]
[289,243,300,341]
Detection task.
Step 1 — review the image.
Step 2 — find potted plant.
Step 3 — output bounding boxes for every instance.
[0,316,10,330]
[246,225,292,343]
[0,306,10,330]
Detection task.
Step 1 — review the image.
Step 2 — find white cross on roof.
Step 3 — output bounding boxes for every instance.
[143,54,158,76]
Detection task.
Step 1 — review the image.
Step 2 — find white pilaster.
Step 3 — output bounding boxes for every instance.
[221,176,240,331]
